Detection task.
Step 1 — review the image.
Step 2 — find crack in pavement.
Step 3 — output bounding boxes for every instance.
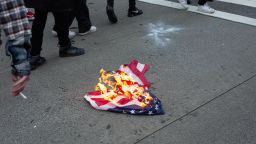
[135,72,256,144]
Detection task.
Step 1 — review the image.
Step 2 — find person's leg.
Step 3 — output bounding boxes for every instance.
[52,4,76,39]
[52,11,71,47]
[30,9,47,56]
[107,0,114,7]
[106,0,118,23]
[129,0,136,10]
[52,12,76,39]
[128,0,143,17]
[29,9,48,70]
[198,0,215,13]
[77,0,96,34]
[198,0,207,5]
[0,1,31,75]
[0,0,31,95]
[52,11,85,57]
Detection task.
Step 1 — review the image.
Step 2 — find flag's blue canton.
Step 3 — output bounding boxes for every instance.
[108,92,164,115]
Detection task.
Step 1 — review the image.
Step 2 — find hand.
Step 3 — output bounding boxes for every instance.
[11,75,30,96]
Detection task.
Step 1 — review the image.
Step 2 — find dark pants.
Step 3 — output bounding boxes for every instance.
[198,0,207,5]
[69,0,92,32]
[31,9,71,56]
[107,0,136,10]
[53,0,92,33]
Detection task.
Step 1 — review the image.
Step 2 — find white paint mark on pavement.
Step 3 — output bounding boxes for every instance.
[139,0,256,27]
[145,22,181,47]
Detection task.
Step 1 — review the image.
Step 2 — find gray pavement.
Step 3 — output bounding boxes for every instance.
[0,0,256,144]
[138,74,256,144]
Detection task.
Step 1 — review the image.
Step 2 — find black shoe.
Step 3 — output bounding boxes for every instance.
[59,45,85,57]
[128,8,143,17]
[30,56,46,70]
[106,6,118,23]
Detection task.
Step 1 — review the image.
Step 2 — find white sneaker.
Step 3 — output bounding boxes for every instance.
[78,26,97,36]
[197,3,215,14]
[52,30,76,39]
[178,0,188,9]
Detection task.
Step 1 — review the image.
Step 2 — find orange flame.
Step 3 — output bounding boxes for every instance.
[95,69,153,107]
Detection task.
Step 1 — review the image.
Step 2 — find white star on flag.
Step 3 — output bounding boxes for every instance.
[155,105,159,110]
[130,110,136,114]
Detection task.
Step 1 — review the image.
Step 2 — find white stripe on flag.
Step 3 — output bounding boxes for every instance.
[136,63,145,72]
[84,95,116,110]
[119,66,144,85]
[110,96,142,107]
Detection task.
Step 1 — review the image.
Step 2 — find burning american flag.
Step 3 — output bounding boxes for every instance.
[84,59,164,115]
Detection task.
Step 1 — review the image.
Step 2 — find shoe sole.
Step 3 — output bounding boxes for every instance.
[197,9,215,14]
[31,59,46,70]
[59,52,85,57]
[128,12,143,17]
[78,30,96,36]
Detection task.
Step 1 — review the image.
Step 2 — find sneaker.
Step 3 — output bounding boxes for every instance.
[198,3,215,14]
[78,26,97,36]
[128,8,143,17]
[26,11,35,21]
[106,6,118,23]
[52,30,76,39]
[178,0,188,9]
[59,45,85,57]
[30,56,46,70]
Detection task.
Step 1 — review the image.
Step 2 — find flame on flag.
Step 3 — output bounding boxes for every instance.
[84,60,164,115]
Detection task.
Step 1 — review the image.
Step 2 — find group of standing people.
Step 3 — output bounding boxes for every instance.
[0,0,143,96]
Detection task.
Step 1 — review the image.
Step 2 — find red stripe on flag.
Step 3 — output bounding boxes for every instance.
[91,98,109,106]
[128,59,151,87]
[117,97,132,105]
[88,91,101,95]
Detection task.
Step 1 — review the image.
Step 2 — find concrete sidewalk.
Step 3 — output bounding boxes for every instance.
[0,0,256,144]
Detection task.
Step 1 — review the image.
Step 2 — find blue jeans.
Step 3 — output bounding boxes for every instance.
[5,35,31,76]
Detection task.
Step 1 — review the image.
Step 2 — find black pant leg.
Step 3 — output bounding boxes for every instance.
[77,0,92,32]
[66,10,76,30]
[129,0,136,10]
[107,0,114,7]
[198,0,207,5]
[30,9,48,56]
[52,11,71,47]
[54,12,75,32]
